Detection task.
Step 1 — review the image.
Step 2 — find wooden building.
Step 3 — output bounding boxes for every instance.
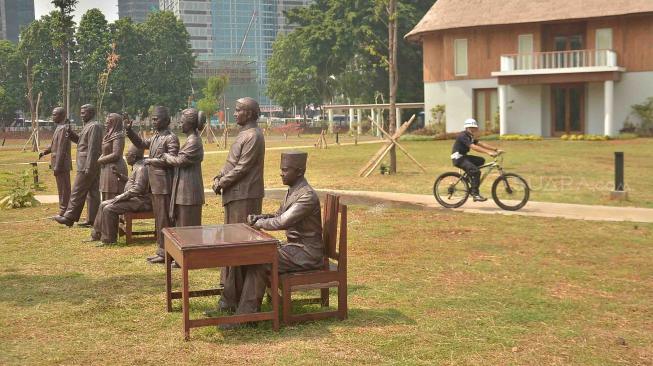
[406,0,653,136]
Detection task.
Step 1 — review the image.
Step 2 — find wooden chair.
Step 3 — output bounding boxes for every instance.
[119,211,156,244]
[279,193,348,325]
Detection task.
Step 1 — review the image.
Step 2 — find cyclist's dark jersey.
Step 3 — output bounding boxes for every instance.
[451,131,478,160]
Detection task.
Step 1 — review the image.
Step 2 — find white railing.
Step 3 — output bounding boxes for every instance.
[500,49,618,72]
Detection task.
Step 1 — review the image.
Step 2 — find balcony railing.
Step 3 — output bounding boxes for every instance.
[499,49,618,72]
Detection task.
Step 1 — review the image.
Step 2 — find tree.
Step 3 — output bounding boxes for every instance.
[139,11,194,114]
[386,0,398,174]
[51,0,78,114]
[18,13,63,118]
[75,8,110,108]
[105,18,149,116]
[0,41,24,129]
[267,33,321,113]
[278,0,432,105]
[197,75,229,118]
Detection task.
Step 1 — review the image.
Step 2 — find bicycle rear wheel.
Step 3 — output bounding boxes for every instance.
[433,172,470,208]
[491,173,530,211]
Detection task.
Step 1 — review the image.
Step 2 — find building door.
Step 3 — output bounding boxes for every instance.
[474,89,499,133]
[551,84,585,136]
[543,23,585,67]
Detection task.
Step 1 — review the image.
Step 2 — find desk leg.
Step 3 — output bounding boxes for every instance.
[165,251,172,312]
[271,255,280,331]
[182,265,190,340]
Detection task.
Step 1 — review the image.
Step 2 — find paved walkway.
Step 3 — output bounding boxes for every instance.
[36,188,653,223]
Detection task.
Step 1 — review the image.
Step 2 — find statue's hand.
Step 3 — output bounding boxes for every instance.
[124,114,133,130]
[246,214,259,226]
[212,179,221,195]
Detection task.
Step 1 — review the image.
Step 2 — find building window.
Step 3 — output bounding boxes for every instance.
[517,34,533,69]
[596,28,612,50]
[454,38,468,76]
[596,28,613,66]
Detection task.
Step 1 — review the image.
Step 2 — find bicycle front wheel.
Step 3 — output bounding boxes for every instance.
[433,172,470,208]
[491,173,530,211]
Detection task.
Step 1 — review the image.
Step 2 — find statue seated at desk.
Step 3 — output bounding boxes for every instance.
[217,151,324,319]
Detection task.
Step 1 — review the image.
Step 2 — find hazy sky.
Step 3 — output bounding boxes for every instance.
[34,0,119,23]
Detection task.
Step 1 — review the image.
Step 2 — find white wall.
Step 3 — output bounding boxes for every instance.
[541,85,551,136]
[504,85,543,135]
[586,82,605,135]
[424,79,498,132]
[614,71,653,131]
[424,82,446,125]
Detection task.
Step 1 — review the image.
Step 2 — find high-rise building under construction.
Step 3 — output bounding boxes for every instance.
[162,0,313,108]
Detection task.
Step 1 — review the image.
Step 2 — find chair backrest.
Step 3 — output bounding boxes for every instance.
[322,194,347,271]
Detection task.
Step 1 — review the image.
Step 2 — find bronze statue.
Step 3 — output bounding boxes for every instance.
[212,97,266,312]
[146,108,205,227]
[54,104,103,227]
[225,151,324,318]
[39,107,72,216]
[98,113,128,201]
[125,106,179,264]
[89,145,152,245]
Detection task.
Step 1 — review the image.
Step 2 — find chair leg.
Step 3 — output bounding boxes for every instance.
[320,288,329,307]
[125,217,133,244]
[281,280,292,325]
[338,280,347,320]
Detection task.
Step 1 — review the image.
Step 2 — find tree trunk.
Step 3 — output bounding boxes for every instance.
[388,0,398,174]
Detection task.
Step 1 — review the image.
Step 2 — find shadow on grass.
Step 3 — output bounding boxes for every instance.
[191,306,415,345]
[0,272,163,307]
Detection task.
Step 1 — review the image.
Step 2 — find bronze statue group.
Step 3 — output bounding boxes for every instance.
[40,97,325,325]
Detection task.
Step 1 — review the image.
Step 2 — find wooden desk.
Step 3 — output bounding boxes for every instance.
[163,224,280,340]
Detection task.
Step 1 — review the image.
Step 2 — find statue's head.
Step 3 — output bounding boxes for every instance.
[125,144,144,166]
[180,108,205,133]
[80,104,96,122]
[52,107,66,124]
[152,106,170,131]
[234,97,260,126]
[105,113,124,132]
[279,151,307,186]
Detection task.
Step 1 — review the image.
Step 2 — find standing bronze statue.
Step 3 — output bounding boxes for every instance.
[125,106,179,264]
[39,107,72,216]
[98,113,128,202]
[146,108,205,227]
[212,97,265,312]
[54,104,103,227]
[89,145,152,245]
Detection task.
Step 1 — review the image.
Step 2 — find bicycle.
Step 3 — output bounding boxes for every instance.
[433,152,530,211]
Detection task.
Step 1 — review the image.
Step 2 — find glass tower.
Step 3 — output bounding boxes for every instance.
[118,0,160,23]
[211,0,276,106]
[160,0,213,55]
[1,0,35,43]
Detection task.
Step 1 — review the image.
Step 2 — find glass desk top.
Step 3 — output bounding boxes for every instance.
[163,224,279,250]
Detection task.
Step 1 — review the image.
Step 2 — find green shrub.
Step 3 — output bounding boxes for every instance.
[0,170,43,209]
[630,97,653,136]
[500,134,543,141]
[560,134,609,141]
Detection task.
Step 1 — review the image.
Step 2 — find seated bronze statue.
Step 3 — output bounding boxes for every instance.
[215,151,323,324]
[88,145,153,245]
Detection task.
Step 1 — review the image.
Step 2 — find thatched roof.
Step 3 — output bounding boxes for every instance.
[406,0,653,40]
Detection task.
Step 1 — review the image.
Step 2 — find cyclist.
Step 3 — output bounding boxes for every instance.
[450,118,501,202]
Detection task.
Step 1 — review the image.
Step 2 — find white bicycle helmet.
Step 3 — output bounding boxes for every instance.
[463,118,478,129]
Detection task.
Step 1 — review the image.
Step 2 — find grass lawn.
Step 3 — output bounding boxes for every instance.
[0,198,651,364]
[1,135,652,208]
